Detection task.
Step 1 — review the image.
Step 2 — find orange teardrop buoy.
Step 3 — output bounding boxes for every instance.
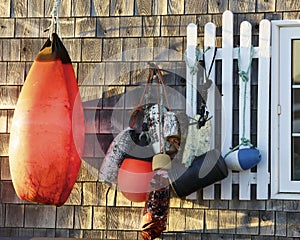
[9,33,85,206]
[118,158,153,202]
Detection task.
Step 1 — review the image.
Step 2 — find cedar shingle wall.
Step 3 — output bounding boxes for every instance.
[0,0,300,239]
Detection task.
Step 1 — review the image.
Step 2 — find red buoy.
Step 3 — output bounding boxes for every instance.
[118,158,153,202]
[9,33,85,206]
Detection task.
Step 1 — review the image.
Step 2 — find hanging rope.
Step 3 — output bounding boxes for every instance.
[184,44,211,75]
[45,0,62,39]
[224,46,256,159]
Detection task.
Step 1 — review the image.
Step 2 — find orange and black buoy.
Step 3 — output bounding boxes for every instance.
[9,33,85,206]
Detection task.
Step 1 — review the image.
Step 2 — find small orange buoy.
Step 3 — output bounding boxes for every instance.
[118,158,153,202]
[9,33,85,206]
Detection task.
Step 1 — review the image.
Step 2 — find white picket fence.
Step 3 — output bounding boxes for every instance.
[186,10,271,200]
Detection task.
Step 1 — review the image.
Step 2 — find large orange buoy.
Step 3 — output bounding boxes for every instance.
[9,33,85,206]
[118,158,153,202]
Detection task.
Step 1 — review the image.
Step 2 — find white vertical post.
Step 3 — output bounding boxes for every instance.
[239,21,252,200]
[257,19,271,199]
[185,23,198,200]
[203,22,216,200]
[221,10,234,200]
[186,23,198,118]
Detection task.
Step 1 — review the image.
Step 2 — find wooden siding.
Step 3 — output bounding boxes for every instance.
[0,0,299,239]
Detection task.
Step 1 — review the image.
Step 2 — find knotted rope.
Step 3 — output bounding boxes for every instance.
[224,46,257,159]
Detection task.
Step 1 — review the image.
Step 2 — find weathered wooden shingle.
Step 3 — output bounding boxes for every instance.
[62,39,81,62]
[7,62,25,85]
[0,157,10,180]
[287,212,300,237]
[135,0,153,15]
[65,182,82,205]
[229,0,255,12]
[45,0,72,17]
[143,16,160,37]
[28,0,44,17]
[2,39,20,61]
[185,208,204,232]
[15,18,40,37]
[78,63,105,85]
[283,200,300,211]
[236,210,259,235]
[277,0,300,11]
[168,0,184,14]
[0,111,6,133]
[69,229,84,238]
[33,228,55,237]
[91,0,110,16]
[139,38,154,61]
[117,231,138,239]
[0,19,15,38]
[0,133,9,156]
[105,62,130,85]
[11,0,27,17]
[275,211,286,236]
[153,37,169,61]
[208,0,228,13]
[205,209,219,233]
[56,205,74,229]
[75,18,96,37]
[93,206,106,229]
[102,38,122,61]
[0,86,19,109]
[259,211,275,236]
[55,18,76,38]
[185,0,207,14]
[0,0,10,17]
[256,0,275,12]
[55,229,70,238]
[21,39,43,62]
[72,0,91,16]
[120,17,143,37]
[123,207,142,230]
[74,206,93,229]
[169,37,183,61]
[18,228,34,237]
[25,205,56,228]
[82,38,102,62]
[116,191,132,207]
[106,207,123,230]
[219,210,236,234]
[110,0,134,16]
[97,17,120,37]
[83,182,99,205]
[161,16,180,36]
[153,0,168,15]
[5,204,24,227]
[0,62,7,85]
[122,38,140,61]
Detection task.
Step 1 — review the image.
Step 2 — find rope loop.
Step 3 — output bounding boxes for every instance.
[45,0,62,39]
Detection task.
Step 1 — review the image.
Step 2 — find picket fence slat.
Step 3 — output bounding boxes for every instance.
[186,23,198,118]
[203,22,216,200]
[238,21,252,200]
[185,23,198,200]
[185,10,271,200]
[220,10,234,200]
[257,19,271,199]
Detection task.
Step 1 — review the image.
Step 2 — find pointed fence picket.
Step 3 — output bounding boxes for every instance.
[186,10,271,200]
